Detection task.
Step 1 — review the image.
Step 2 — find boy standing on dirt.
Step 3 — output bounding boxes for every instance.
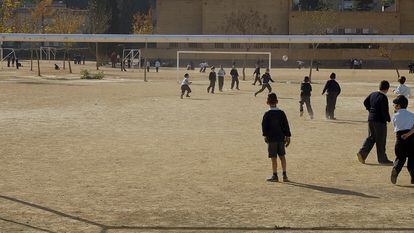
[180,73,192,99]
[255,68,274,97]
[207,66,217,94]
[390,95,414,185]
[262,93,292,182]
[300,76,314,119]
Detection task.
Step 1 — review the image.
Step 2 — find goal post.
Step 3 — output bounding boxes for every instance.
[176,50,272,82]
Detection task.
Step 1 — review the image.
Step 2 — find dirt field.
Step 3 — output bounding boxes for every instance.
[0,61,413,233]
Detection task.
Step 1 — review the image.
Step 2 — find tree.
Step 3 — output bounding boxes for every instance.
[297,10,337,81]
[132,9,153,34]
[87,0,112,70]
[223,10,276,80]
[0,0,21,33]
[49,9,86,74]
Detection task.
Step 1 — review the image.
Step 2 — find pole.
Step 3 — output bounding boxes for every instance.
[0,41,3,70]
[176,51,180,83]
[268,52,272,70]
[144,57,147,82]
[96,42,99,70]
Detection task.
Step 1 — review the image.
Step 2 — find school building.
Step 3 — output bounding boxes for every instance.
[148,0,414,66]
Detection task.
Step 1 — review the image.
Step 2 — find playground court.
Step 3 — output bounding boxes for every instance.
[0,61,413,232]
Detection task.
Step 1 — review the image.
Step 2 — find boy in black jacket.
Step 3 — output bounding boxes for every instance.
[207,66,217,94]
[255,68,274,97]
[322,73,341,120]
[299,76,314,119]
[230,65,240,90]
[262,93,292,182]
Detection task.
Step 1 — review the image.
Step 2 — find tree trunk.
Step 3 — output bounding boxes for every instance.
[387,56,400,78]
[36,49,41,76]
[144,57,147,82]
[308,43,319,82]
[30,44,33,71]
[63,50,66,70]
[67,48,72,74]
[96,42,99,70]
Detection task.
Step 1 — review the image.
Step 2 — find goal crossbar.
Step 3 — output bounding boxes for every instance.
[177,51,272,82]
[2,34,414,44]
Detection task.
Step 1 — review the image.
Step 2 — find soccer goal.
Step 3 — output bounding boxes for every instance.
[40,47,57,61]
[176,51,272,82]
[0,48,16,69]
[123,49,142,69]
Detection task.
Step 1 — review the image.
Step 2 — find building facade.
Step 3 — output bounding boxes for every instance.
[150,0,414,63]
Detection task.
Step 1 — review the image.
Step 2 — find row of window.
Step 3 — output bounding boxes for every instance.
[169,43,283,49]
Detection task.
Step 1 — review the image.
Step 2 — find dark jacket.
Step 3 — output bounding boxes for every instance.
[262,109,291,142]
[253,67,260,77]
[322,79,341,96]
[301,82,312,96]
[364,91,391,123]
[262,73,274,84]
[209,71,216,81]
[230,68,239,78]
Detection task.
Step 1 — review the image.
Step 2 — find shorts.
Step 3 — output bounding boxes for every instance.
[181,85,191,93]
[268,141,286,158]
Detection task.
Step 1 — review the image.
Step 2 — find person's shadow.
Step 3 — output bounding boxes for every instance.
[284,181,379,199]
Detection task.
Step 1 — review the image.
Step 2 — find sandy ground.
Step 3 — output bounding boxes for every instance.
[0,61,413,233]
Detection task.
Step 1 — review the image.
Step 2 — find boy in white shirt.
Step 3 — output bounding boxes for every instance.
[393,76,411,98]
[180,73,192,99]
[391,95,414,184]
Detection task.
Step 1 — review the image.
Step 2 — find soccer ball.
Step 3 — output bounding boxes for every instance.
[282,55,289,62]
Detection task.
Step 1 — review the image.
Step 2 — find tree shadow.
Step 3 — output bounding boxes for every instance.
[285,181,379,199]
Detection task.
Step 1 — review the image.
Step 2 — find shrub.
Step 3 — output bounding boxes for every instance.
[80,70,104,80]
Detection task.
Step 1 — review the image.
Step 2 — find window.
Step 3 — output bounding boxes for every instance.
[231,43,241,49]
[254,44,264,49]
[169,43,178,48]
[188,43,199,48]
[215,43,224,49]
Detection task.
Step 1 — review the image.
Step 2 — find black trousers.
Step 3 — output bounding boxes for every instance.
[231,77,239,89]
[253,75,262,85]
[218,76,224,91]
[359,121,389,162]
[326,93,338,119]
[181,85,191,98]
[394,130,414,177]
[207,78,216,93]
[255,83,272,95]
[300,95,314,117]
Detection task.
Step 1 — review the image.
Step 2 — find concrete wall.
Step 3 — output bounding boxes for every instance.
[289,11,400,35]
[201,0,289,34]
[156,0,203,34]
[399,0,414,34]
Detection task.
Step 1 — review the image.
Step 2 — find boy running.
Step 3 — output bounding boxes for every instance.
[262,93,292,182]
[255,68,274,97]
[299,76,314,119]
[252,64,262,85]
[180,73,192,99]
[390,95,414,184]
[230,65,240,90]
[207,66,217,94]
[393,76,411,98]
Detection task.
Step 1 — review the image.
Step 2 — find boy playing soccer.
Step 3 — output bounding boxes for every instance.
[390,95,414,184]
[262,93,292,182]
[180,73,192,99]
[255,68,274,97]
[207,66,217,94]
[299,76,314,119]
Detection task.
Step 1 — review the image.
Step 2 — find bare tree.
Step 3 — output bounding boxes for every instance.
[223,10,276,80]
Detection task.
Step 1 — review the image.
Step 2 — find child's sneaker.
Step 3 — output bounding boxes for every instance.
[300,111,304,117]
[391,168,398,184]
[266,175,279,182]
[283,175,290,182]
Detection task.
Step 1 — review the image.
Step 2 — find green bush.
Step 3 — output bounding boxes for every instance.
[80,70,104,80]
